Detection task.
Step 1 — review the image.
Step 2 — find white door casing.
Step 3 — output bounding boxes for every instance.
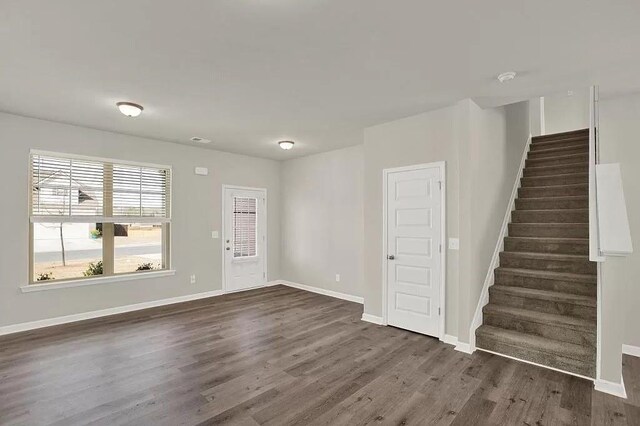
[222,186,267,293]
[384,163,445,338]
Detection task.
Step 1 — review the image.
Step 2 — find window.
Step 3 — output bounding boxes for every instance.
[233,196,257,258]
[29,151,171,284]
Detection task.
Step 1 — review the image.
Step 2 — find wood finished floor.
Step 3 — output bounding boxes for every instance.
[0,285,638,426]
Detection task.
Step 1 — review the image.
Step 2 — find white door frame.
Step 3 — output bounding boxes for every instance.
[382,161,446,340]
[221,184,268,293]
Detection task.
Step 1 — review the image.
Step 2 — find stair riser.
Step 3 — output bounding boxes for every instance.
[521,174,588,187]
[525,155,588,168]
[523,164,588,177]
[476,335,595,378]
[532,131,589,143]
[519,185,587,198]
[494,271,596,297]
[508,224,589,238]
[499,254,596,274]
[530,139,588,152]
[515,198,588,210]
[528,147,589,159]
[511,210,588,224]
[483,313,596,347]
[489,290,597,320]
[504,239,589,255]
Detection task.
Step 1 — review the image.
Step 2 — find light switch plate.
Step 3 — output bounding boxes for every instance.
[211,231,219,239]
[195,167,209,176]
[448,238,460,250]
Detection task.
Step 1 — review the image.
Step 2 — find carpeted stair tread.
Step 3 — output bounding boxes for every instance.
[504,236,588,255]
[521,173,588,187]
[476,325,595,377]
[511,209,588,224]
[508,222,588,238]
[532,129,589,143]
[483,304,596,333]
[500,250,596,274]
[530,138,588,152]
[518,183,588,198]
[495,267,596,284]
[489,285,596,308]
[523,163,587,177]
[525,153,588,168]
[527,145,588,158]
[515,196,588,210]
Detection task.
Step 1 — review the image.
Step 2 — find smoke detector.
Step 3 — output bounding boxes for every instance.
[190,137,211,144]
[497,71,517,83]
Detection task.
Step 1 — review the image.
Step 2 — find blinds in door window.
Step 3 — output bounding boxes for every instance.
[233,197,257,257]
[30,152,171,223]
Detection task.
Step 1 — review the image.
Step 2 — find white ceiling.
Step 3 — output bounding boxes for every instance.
[2,1,640,160]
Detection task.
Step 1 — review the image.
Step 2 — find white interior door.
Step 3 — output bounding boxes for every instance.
[223,187,267,293]
[386,165,442,337]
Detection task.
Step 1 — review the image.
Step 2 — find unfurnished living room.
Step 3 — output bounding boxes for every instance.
[1,1,640,425]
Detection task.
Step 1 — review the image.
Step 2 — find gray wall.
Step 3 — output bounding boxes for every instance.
[543,89,590,134]
[362,99,530,341]
[363,101,463,335]
[280,145,364,298]
[598,93,640,380]
[0,112,281,327]
[458,100,530,342]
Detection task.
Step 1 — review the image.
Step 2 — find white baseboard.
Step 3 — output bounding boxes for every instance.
[0,289,225,337]
[454,341,474,354]
[442,334,458,346]
[277,280,364,304]
[595,378,627,399]
[623,344,640,358]
[469,135,532,352]
[361,313,384,325]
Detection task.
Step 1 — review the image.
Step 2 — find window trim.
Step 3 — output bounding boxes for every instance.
[28,150,173,286]
[21,269,177,293]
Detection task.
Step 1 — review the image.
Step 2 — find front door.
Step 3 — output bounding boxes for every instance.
[223,187,267,293]
[386,165,442,337]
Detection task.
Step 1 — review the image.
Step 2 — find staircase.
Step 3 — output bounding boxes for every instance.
[476,128,597,378]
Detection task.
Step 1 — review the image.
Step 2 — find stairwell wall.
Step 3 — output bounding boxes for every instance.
[457,100,530,343]
[598,92,640,380]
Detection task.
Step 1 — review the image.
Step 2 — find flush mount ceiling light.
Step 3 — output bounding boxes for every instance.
[497,71,517,83]
[116,102,144,117]
[278,140,295,150]
[190,136,211,144]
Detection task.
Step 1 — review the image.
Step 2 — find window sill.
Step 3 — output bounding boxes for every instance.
[20,270,176,293]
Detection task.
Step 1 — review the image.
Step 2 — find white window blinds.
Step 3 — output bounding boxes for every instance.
[233,197,257,257]
[30,152,171,223]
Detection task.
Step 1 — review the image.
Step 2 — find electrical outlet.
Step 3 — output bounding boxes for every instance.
[190,274,196,284]
[448,238,460,250]
[335,274,341,282]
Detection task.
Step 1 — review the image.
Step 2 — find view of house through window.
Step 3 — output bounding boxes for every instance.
[30,152,171,284]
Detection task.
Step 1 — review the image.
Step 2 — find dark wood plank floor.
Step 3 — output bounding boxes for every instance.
[0,285,638,425]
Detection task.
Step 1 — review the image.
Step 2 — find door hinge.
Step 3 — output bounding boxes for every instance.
[438,181,442,191]
[439,244,442,253]
[263,272,266,278]
[439,307,441,316]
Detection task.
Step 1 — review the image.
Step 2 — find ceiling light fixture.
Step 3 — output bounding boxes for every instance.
[497,71,517,83]
[116,102,144,117]
[278,140,295,150]
[190,136,211,144]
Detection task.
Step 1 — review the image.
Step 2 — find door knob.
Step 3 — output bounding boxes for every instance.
[226,247,230,251]
[387,255,395,260]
